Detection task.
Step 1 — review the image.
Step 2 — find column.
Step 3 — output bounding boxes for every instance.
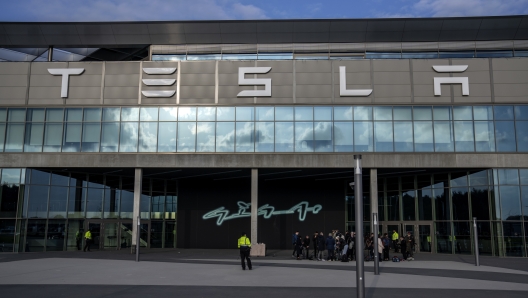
[131,168,142,251]
[47,46,53,61]
[370,169,378,234]
[251,169,258,244]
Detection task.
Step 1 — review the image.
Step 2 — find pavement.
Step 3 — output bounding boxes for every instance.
[0,249,527,298]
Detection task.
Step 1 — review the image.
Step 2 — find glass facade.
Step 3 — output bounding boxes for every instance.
[0,105,526,154]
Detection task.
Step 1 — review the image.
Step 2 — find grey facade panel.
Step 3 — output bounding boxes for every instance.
[179,98,215,105]
[329,21,368,32]
[43,35,82,45]
[268,85,293,98]
[218,61,254,74]
[147,23,186,34]
[492,71,528,83]
[149,34,187,44]
[256,22,294,32]
[403,20,444,31]
[221,34,257,44]
[104,97,139,105]
[439,30,478,41]
[293,32,330,43]
[480,17,522,29]
[180,86,215,100]
[296,97,332,104]
[476,29,516,40]
[79,35,117,45]
[184,23,221,34]
[372,84,411,97]
[220,22,257,33]
[181,61,215,74]
[218,85,252,99]
[105,62,140,75]
[492,58,528,71]
[114,34,151,44]
[256,60,293,73]
[328,32,366,43]
[373,60,410,71]
[373,72,411,84]
[39,24,78,35]
[402,31,441,42]
[103,86,138,99]
[105,74,140,87]
[295,84,332,98]
[296,72,332,85]
[7,35,47,46]
[295,60,331,73]
[111,24,150,34]
[75,24,114,35]
[0,87,27,99]
[143,97,177,105]
[366,20,405,31]
[2,24,42,35]
[0,75,29,87]
[365,31,403,42]
[28,87,61,99]
[30,62,68,75]
[179,74,215,86]
[494,84,528,97]
[218,97,254,105]
[255,97,293,104]
[185,34,222,44]
[0,62,29,75]
[68,87,102,99]
[256,33,293,43]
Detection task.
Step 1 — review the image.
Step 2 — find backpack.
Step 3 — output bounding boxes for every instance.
[392,256,400,262]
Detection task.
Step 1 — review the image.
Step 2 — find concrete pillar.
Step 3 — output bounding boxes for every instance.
[251,169,258,244]
[47,46,53,61]
[131,168,142,251]
[370,169,378,234]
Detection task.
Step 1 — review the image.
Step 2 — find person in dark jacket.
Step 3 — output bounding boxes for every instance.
[316,232,326,261]
[325,233,336,261]
[313,232,318,258]
[303,235,311,259]
[291,231,299,258]
[295,234,303,260]
[400,236,407,260]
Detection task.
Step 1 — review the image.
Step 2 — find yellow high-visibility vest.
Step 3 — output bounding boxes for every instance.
[392,232,399,241]
[238,236,251,248]
[85,230,92,240]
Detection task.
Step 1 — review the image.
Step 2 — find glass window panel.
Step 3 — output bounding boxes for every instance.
[152,54,186,61]
[453,106,473,120]
[434,187,450,220]
[314,122,332,152]
[24,123,44,152]
[439,51,475,58]
[354,121,373,152]
[236,122,254,152]
[196,122,215,152]
[473,106,493,120]
[521,169,528,185]
[294,107,313,121]
[418,188,433,220]
[5,123,24,152]
[373,106,392,121]
[104,186,120,219]
[394,122,413,152]
[514,105,528,120]
[158,122,176,152]
[474,121,495,152]
[451,172,468,187]
[471,186,490,220]
[86,188,103,219]
[255,122,274,152]
[51,172,69,186]
[414,122,434,152]
[197,107,215,121]
[30,170,50,185]
[503,222,524,257]
[222,53,257,60]
[334,122,353,152]
[120,190,134,219]
[140,107,158,121]
[495,121,516,152]
[0,123,5,152]
[100,123,119,152]
[498,169,519,185]
[177,122,196,152]
[42,123,63,152]
[433,121,454,152]
[139,122,158,152]
[256,107,274,121]
[8,108,26,122]
[275,122,293,152]
[81,123,100,152]
[217,107,235,121]
[236,107,254,121]
[0,108,6,121]
[275,107,294,121]
[354,106,372,121]
[499,186,521,220]
[48,186,68,218]
[494,106,514,120]
[62,123,81,152]
[216,122,235,152]
[490,186,501,220]
[393,106,412,120]
[387,191,400,221]
[83,108,101,122]
[414,106,432,120]
[1,168,21,185]
[334,107,353,121]
[374,122,393,152]
[28,185,49,218]
[187,54,221,60]
[67,186,85,218]
[119,122,138,152]
[159,107,178,121]
[402,190,416,221]
[0,185,19,218]
[521,186,528,220]
[65,108,82,122]
[516,121,528,151]
[295,122,313,152]
[26,219,46,252]
[454,121,475,152]
[102,108,120,121]
[469,170,488,186]
[46,109,65,122]
[26,108,45,121]
[433,106,452,120]
[258,53,293,60]
[314,107,332,121]
[121,107,139,121]
[452,187,470,220]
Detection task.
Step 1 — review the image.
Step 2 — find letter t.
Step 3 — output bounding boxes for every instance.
[48,68,85,98]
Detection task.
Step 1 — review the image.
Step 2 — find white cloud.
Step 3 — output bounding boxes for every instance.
[415,0,528,17]
[232,3,268,19]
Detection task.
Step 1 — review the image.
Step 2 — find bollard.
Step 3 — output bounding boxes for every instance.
[136,216,140,262]
[473,217,479,266]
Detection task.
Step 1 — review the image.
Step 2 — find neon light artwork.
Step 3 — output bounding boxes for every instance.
[202,201,323,226]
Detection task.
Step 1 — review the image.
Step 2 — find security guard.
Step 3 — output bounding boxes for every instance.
[391,230,399,252]
[237,232,252,270]
[83,229,92,252]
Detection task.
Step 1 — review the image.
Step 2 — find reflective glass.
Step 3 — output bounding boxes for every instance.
[42,123,62,152]
[402,52,438,59]
[5,123,24,152]
[0,185,19,218]
[51,173,69,186]
[502,222,524,257]
[62,123,81,152]
[374,106,392,121]
[65,108,82,122]
[498,169,519,185]
[295,122,313,152]
[152,54,186,61]
[495,121,516,152]
[402,190,415,221]
[139,122,158,152]
[86,188,103,219]
[26,108,45,121]
[413,106,432,120]
[236,122,255,152]
[469,170,488,186]
[433,106,452,121]
[102,108,120,121]
[414,122,434,152]
[451,172,468,187]
[474,106,493,120]
[295,107,313,121]
[177,122,196,152]
[256,107,274,121]
[187,54,221,60]
[474,121,495,152]
[197,107,215,121]
[439,51,475,58]
[159,107,178,121]
[121,107,139,121]
[393,106,412,120]
[394,122,413,152]
[387,191,400,221]
[119,122,138,152]
[521,169,528,185]
[333,122,352,152]
[258,53,293,60]
[196,122,215,152]
[217,107,235,121]
[1,169,21,185]
[68,185,85,218]
[236,107,254,121]
[216,122,235,152]
[521,186,528,220]
[83,108,101,122]
[314,107,332,121]
[222,54,257,60]
[26,220,46,251]
[452,187,470,220]
[434,121,454,152]
[100,123,119,152]
[354,106,372,121]
[8,108,26,122]
[255,122,274,152]
[334,107,353,121]
[28,185,49,218]
[354,122,373,152]
[275,122,293,152]
[471,185,490,220]
[48,186,68,218]
[374,122,393,152]
[140,107,159,121]
[24,123,43,152]
[516,121,528,151]
[0,123,5,152]
[499,186,521,220]
[418,188,433,220]
[454,121,475,151]
[275,107,294,121]
[104,186,120,219]
[0,108,6,121]
[366,52,401,59]
[453,106,473,120]
[81,123,100,152]
[514,105,528,120]
[494,106,514,120]
[314,122,332,152]
[157,122,176,152]
[434,186,450,220]
[476,50,513,58]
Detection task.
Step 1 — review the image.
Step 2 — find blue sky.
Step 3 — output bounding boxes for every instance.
[0,0,527,21]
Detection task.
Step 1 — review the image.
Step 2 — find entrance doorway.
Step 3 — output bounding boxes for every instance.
[382,222,433,253]
[85,220,148,250]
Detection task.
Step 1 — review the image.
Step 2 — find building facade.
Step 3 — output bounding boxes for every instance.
[0,16,527,256]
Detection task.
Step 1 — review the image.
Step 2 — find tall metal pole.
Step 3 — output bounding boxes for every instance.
[135,216,140,262]
[473,217,479,266]
[354,155,365,298]
[47,46,53,61]
[373,212,379,275]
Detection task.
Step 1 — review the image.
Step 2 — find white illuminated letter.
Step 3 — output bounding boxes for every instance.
[47,68,85,98]
[432,65,469,96]
[339,66,372,96]
[237,67,272,97]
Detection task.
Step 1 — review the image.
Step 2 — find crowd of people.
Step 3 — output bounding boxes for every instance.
[291,229,416,262]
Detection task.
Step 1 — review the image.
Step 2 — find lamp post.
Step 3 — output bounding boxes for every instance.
[136,216,140,262]
[373,212,379,275]
[473,217,479,266]
[354,155,365,298]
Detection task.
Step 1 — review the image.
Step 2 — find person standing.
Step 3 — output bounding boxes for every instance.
[392,230,399,252]
[317,232,326,261]
[382,233,390,261]
[325,233,336,261]
[377,234,384,262]
[75,230,82,251]
[405,232,415,260]
[237,232,252,270]
[83,229,92,252]
[400,236,407,260]
[291,231,299,258]
[295,234,303,260]
[303,235,311,259]
[313,232,318,258]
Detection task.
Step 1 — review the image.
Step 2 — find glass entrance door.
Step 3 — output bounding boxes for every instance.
[86,220,134,250]
[87,222,101,250]
[382,222,433,254]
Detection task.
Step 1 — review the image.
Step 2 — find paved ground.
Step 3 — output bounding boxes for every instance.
[0,249,527,298]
